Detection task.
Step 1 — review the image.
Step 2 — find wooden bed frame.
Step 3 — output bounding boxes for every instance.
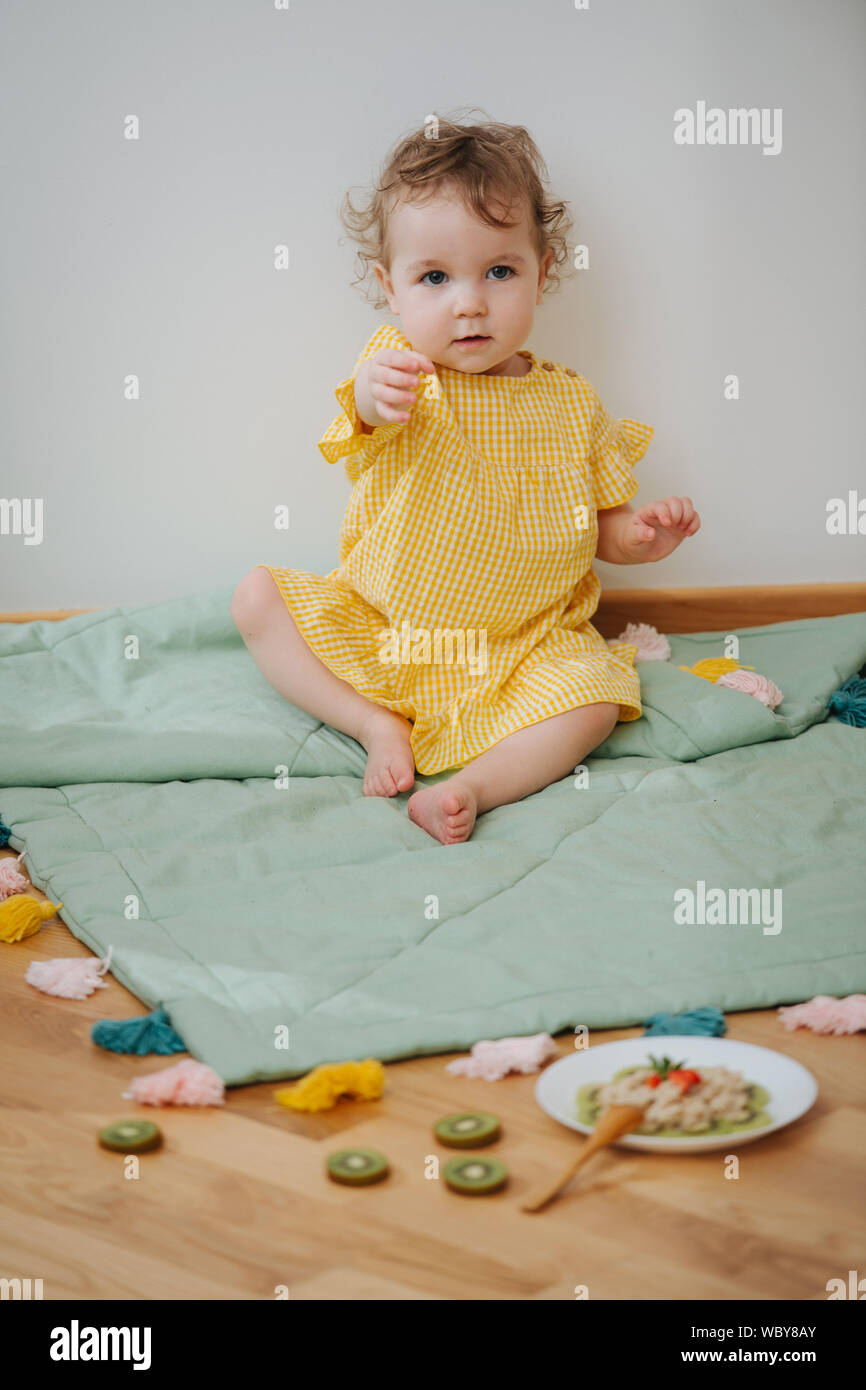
[2,581,865,633]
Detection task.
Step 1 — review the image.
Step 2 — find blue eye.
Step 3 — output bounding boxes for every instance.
[418,265,516,286]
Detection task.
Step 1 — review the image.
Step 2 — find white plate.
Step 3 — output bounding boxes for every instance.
[534,1035,818,1153]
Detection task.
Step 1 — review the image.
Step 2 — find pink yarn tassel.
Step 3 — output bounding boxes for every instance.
[609,622,671,663]
[446,1032,559,1081]
[122,1058,225,1107]
[717,668,784,708]
[0,850,30,902]
[778,995,866,1035]
[26,945,114,1000]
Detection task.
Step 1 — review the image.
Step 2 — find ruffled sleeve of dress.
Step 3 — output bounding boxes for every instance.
[317,322,415,484]
[586,386,654,510]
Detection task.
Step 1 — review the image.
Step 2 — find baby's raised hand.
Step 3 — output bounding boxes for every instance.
[622,496,701,562]
[358,348,437,425]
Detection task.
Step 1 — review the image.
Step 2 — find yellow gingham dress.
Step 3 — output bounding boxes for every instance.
[259,323,653,775]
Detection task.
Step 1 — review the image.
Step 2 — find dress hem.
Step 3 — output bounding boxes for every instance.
[258,562,642,776]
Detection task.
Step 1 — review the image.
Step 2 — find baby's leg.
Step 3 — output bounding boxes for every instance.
[407,702,619,845]
[231,568,415,796]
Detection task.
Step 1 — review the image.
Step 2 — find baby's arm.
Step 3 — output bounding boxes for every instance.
[354,348,436,429]
[596,497,700,564]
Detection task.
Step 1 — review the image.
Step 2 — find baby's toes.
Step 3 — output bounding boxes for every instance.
[383,755,413,794]
[380,765,399,796]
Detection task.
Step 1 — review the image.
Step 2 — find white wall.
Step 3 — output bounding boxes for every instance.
[2,0,864,609]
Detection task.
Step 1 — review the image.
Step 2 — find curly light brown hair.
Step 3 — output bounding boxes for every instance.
[339,107,576,309]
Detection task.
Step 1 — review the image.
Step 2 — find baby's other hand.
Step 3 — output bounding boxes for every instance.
[623,497,701,562]
[365,348,437,423]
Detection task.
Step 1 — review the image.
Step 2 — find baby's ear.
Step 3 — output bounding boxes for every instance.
[372,261,397,309]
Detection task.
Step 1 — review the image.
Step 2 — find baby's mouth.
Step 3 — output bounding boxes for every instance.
[454,335,491,347]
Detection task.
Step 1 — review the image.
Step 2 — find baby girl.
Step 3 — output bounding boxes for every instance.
[232,115,700,845]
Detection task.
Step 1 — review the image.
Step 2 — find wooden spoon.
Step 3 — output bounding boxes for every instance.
[521,1104,646,1213]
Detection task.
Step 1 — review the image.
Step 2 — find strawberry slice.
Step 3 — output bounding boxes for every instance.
[668,1068,702,1093]
[642,1055,701,1092]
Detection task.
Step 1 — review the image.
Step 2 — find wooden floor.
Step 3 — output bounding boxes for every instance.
[1,859,863,1302]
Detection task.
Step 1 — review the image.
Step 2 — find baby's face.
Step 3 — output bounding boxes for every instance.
[374,188,552,376]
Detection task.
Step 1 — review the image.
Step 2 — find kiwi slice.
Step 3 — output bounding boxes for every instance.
[326,1148,389,1186]
[98,1120,162,1153]
[443,1157,508,1195]
[434,1112,501,1148]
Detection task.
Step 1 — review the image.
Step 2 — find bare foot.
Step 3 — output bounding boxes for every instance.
[357,708,415,796]
[407,778,478,844]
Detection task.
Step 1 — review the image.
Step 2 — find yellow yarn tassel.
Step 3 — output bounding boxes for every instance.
[678,657,756,683]
[0,896,64,943]
[274,1058,385,1113]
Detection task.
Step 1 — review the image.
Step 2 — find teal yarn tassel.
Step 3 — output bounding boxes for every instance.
[827,674,866,727]
[0,817,12,848]
[644,1006,726,1037]
[91,1008,186,1056]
